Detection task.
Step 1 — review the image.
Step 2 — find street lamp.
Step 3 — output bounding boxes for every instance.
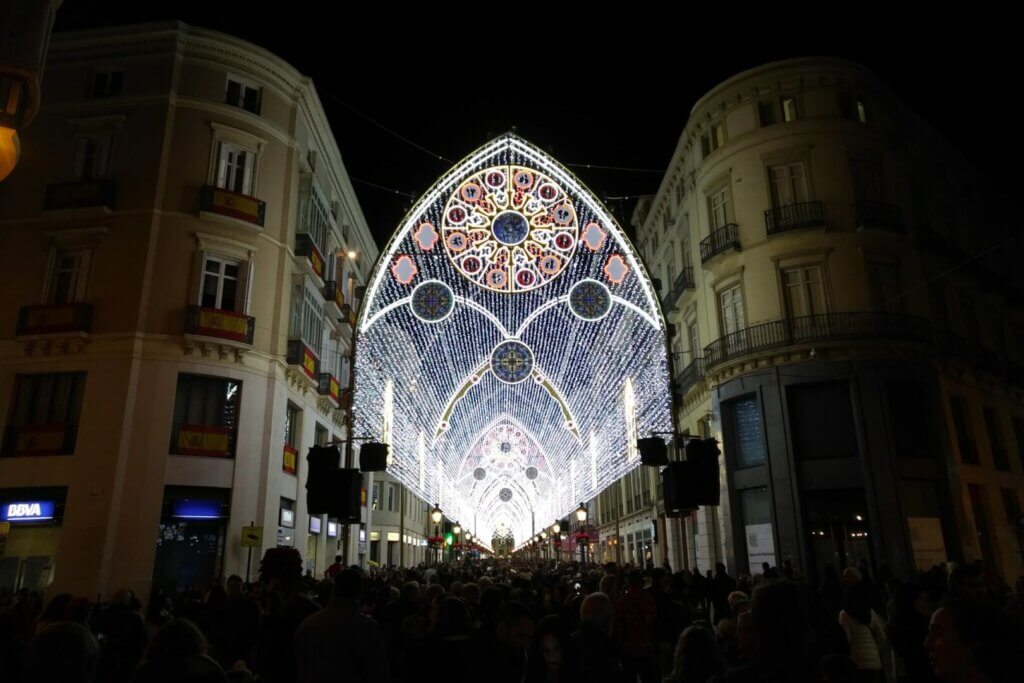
[575,503,589,567]
[430,504,443,565]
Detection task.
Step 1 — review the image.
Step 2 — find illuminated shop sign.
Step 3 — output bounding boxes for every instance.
[309,516,321,534]
[171,499,221,519]
[1,501,56,522]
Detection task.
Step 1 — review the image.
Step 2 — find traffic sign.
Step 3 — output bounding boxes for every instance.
[241,525,263,548]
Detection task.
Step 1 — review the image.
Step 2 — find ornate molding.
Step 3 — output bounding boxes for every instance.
[183,338,247,363]
[17,334,90,356]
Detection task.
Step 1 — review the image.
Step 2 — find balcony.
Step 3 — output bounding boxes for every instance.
[318,372,342,408]
[675,266,696,292]
[16,303,93,336]
[703,311,932,370]
[764,201,825,235]
[185,306,254,344]
[2,423,78,457]
[295,233,325,280]
[700,223,740,265]
[323,280,345,320]
[674,357,706,398]
[44,180,115,211]
[854,201,904,233]
[287,339,320,382]
[200,184,265,227]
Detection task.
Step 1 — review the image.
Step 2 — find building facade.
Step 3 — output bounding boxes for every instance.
[618,57,1024,583]
[0,22,434,603]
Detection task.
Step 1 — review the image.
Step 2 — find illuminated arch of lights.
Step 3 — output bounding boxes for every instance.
[354,135,671,543]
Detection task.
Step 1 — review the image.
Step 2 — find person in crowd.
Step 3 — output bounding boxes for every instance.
[662,624,724,683]
[568,592,624,683]
[91,588,149,683]
[325,555,343,579]
[252,547,319,683]
[462,600,535,683]
[711,564,737,624]
[713,580,814,682]
[22,621,100,683]
[615,569,658,683]
[925,598,1019,683]
[208,575,259,673]
[526,614,571,683]
[820,654,858,683]
[132,618,228,683]
[294,569,388,683]
[887,583,936,683]
[838,582,887,682]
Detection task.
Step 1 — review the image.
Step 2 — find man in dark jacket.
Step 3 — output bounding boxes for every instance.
[294,569,389,683]
[568,592,625,683]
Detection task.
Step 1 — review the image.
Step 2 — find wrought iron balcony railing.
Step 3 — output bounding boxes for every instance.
[764,201,825,235]
[700,223,740,264]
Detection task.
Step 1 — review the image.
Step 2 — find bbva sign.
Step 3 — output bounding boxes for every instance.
[1,500,55,522]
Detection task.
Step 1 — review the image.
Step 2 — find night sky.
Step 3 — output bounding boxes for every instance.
[54,3,1023,249]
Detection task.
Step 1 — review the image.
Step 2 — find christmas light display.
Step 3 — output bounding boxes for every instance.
[354,135,671,543]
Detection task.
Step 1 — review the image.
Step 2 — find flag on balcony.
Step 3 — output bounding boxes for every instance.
[14,424,66,455]
[176,425,231,457]
[283,444,298,474]
[194,308,250,343]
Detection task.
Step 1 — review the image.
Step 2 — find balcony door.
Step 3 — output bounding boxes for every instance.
[783,266,827,337]
[769,162,808,208]
[719,284,746,356]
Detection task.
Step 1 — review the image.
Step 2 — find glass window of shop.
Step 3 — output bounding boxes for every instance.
[278,498,295,547]
[740,487,776,571]
[0,488,67,596]
[727,395,767,468]
[152,486,229,596]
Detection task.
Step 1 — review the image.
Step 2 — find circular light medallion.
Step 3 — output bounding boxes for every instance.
[499,487,513,502]
[491,340,534,384]
[410,280,455,323]
[569,279,612,321]
[500,441,512,453]
[441,165,578,293]
[525,466,538,480]
[492,210,530,245]
[473,467,487,481]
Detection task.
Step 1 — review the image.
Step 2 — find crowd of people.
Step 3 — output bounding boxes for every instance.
[0,550,1021,682]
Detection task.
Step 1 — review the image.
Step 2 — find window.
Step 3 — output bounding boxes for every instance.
[290,279,325,359]
[850,160,882,201]
[758,101,776,127]
[688,321,700,358]
[91,70,123,97]
[867,262,901,313]
[711,123,725,150]
[200,256,240,311]
[838,93,867,123]
[681,237,691,268]
[783,265,826,318]
[48,249,91,304]
[781,96,797,122]
[1013,418,1024,472]
[73,134,112,181]
[729,395,766,468]
[215,141,255,195]
[284,403,299,450]
[301,183,332,256]
[4,373,87,457]
[719,283,745,336]
[950,396,977,464]
[740,487,775,569]
[315,423,329,447]
[788,382,859,460]
[886,381,936,459]
[1003,489,1021,525]
[225,76,261,114]
[708,186,732,230]
[700,135,711,159]
[983,407,1009,471]
[170,374,241,458]
[371,483,381,510]
[387,484,395,512]
[768,163,808,208]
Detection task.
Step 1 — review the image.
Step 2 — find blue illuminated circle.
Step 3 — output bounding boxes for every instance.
[491,211,530,245]
[500,441,512,453]
[525,466,538,480]
[491,340,534,384]
[569,279,612,321]
[473,467,487,481]
[410,280,455,322]
[499,488,513,502]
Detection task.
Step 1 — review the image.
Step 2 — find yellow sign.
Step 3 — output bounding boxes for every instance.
[241,525,263,548]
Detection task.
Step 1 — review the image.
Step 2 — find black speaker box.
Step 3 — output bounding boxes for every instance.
[307,468,362,522]
[685,438,721,506]
[662,461,699,514]
[359,442,389,472]
[306,444,340,472]
[638,437,669,466]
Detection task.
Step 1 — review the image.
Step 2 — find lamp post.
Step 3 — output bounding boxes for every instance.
[453,522,462,563]
[552,522,561,562]
[430,504,443,565]
[575,502,589,567]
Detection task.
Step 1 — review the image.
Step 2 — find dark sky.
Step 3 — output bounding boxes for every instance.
[54,3,1023,249]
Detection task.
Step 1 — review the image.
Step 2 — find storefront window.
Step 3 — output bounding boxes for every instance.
[730,396,766,468]
[152,486,228,595]
[0,489,66,595]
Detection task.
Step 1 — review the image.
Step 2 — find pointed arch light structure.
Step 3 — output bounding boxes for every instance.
[354,135,671,543]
